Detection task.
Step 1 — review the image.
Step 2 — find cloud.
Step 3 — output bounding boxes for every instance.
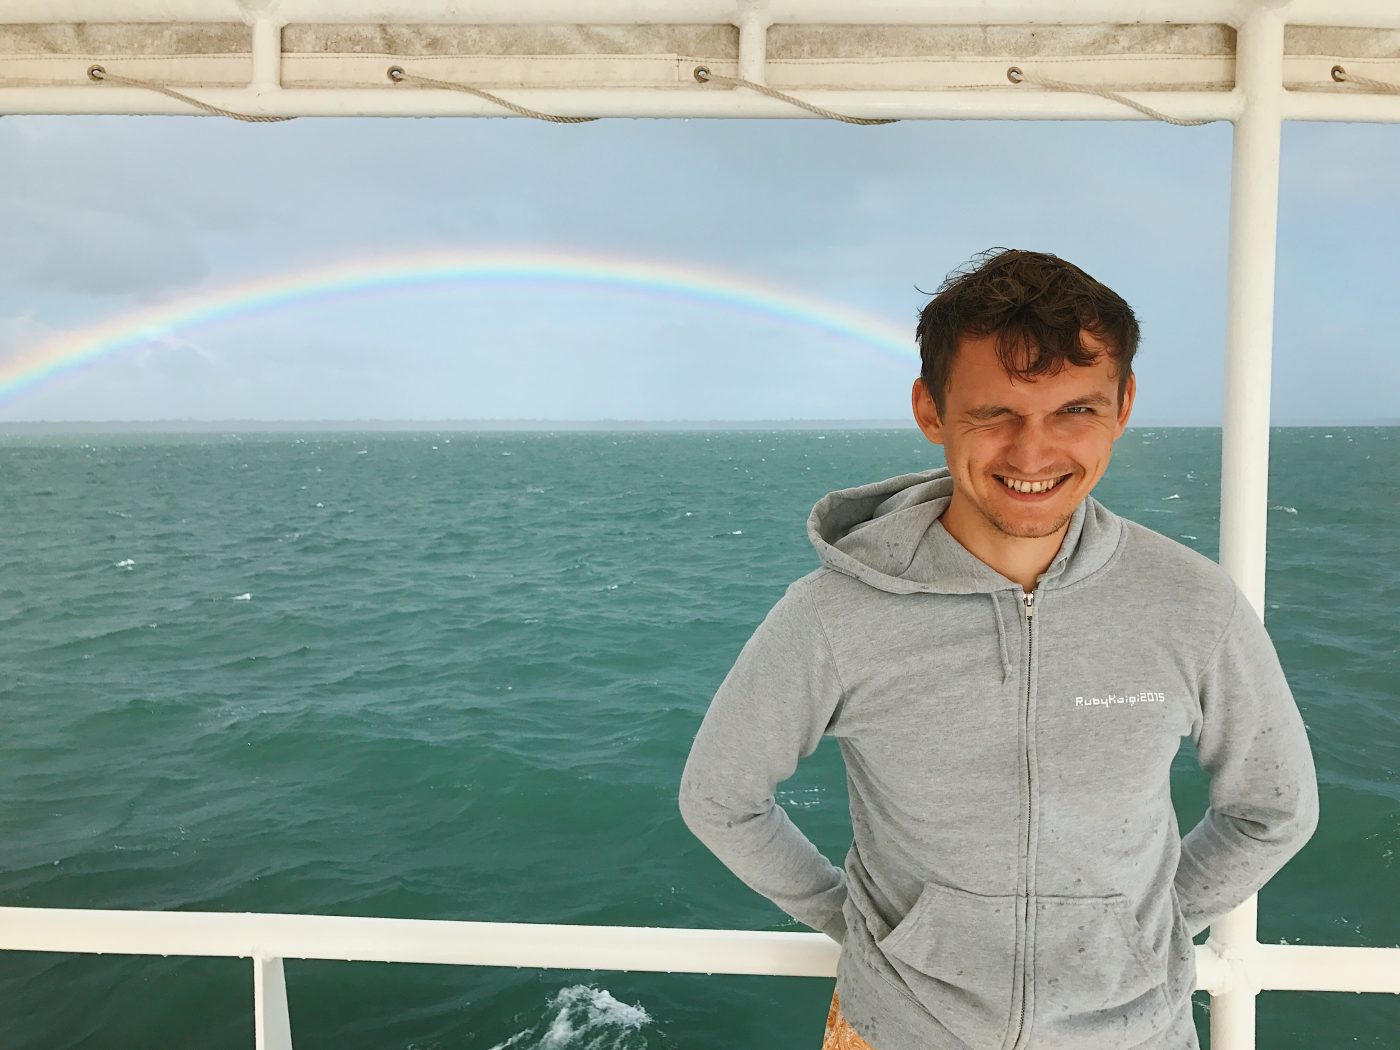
[0,311,59,368]
[0,118,300,233]
[0,201,209,297]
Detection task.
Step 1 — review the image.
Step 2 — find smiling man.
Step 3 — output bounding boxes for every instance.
[912,323,1131,593]
[678,248,1319,1049]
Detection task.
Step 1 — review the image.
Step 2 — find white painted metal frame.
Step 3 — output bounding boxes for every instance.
[2,0,1400,121]
[1,907,1397,1050]
[2,1,1397,1048]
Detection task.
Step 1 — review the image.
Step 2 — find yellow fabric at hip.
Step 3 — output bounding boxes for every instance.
[822,990,879,1050]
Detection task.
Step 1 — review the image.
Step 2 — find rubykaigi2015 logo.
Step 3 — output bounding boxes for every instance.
[1075,691,1167,707]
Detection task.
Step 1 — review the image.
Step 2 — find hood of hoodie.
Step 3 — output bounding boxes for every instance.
[807,465,1123,596]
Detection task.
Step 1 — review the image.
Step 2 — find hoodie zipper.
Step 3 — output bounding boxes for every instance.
[1010,589,1036,1050]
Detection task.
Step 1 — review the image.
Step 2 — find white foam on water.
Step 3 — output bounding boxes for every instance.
[485,984,652,1050]
[114,559,135,569]
[1163,493,1181,500]
[778,784,824,809]
[731,530,743,535]
[232,593,251,601]
[1270,504,1299,515]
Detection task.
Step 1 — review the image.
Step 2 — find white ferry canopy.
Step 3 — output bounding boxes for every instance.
[2,0,1399,121]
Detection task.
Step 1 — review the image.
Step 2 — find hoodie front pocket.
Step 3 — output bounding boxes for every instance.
[876,880,1018,1050]
[1032,893,1173,1049]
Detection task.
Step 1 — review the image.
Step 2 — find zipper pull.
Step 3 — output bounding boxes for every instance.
[1022,591,1036,619]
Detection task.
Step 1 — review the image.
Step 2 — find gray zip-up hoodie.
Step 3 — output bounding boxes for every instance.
[678,466,1319,1050]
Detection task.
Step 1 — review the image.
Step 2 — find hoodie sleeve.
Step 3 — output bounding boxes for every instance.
[678,577,849,945]
[1173,586,1321,938]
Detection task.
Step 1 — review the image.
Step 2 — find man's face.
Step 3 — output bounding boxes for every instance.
[912,329,1135,540]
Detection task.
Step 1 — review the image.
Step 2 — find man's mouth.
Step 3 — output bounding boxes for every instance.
[994,473,1072,495]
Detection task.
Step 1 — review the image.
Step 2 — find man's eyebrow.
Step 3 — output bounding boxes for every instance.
[1058,394,1114,411]
[963,406,1019,422]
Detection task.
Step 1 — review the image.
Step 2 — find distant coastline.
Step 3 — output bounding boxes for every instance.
[0,418,1395,434]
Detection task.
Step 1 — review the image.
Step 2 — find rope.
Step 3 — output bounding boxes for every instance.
[86,65,293,122]
[1006,66,1214,126]
[387,66,598,123]
[691,66,897,125]
[1331,64,1400,95]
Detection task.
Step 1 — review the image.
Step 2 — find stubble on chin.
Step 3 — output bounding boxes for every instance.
[980,498,1076,540]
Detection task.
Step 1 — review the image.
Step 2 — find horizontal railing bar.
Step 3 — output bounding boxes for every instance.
[0,907,839,977]
[5,87,1400,124]
[0,1,1262,28]
[12,0,1400,31]
[1283,92,1400,122]
[1,908,1396,994]
[1251,942,1400,994]
[0,87,1248,122]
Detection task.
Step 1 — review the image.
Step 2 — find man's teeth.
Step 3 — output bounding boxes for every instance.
[998,474,1065,494]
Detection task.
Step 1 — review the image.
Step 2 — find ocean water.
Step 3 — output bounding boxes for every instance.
[0,427,1395,1050]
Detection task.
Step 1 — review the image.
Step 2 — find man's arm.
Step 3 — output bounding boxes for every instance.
[678,578,849,944]
[1174,585,1321,938]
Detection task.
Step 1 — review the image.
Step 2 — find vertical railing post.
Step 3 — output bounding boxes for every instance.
[736,2,771,84]
[253,956,294,1050]
[1215,2,1288,1048]
[247,8,283,95]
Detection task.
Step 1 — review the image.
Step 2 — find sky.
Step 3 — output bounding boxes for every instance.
[0,112,1397,426]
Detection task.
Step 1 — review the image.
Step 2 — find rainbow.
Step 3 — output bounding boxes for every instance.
[0,248,918,404]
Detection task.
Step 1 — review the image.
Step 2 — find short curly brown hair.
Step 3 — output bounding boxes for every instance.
[915,248,1139,418]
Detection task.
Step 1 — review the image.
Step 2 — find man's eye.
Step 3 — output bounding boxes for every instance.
[1063,406,1093,414]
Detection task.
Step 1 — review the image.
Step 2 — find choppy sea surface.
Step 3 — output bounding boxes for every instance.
[1,427,1396,1050]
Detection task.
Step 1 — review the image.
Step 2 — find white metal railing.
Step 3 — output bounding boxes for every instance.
[3,1,1400,122]
[2,906,1398,1049]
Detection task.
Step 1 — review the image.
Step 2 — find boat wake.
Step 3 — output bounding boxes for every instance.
[486,984,654,1049]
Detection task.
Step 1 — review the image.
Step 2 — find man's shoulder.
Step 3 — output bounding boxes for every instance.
[785,566,881,621]
[789,565,856,602]
[1113,513,1239,604]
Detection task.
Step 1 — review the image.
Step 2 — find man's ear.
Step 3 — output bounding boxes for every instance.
[1113,372,1136,439]
[912,376,946,446]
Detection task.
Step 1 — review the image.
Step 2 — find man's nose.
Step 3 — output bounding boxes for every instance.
[1005,417,1057,471]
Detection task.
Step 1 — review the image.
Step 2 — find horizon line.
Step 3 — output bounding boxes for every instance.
[1,418,1395,430]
